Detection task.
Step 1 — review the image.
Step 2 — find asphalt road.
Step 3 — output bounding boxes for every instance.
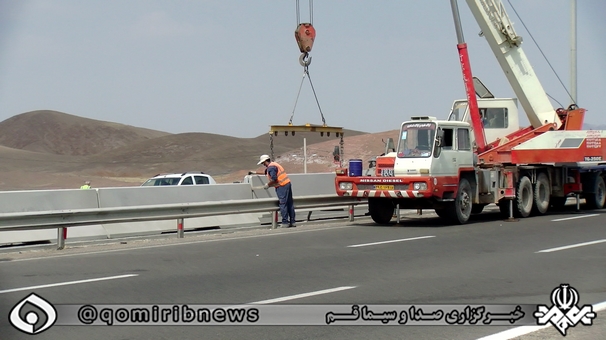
[1,206,604,340]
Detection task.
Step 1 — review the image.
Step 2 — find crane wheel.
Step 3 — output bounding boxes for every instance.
[532,173,550,215]
[514,176,533,218]
[584,174,606,209]
[368,198,394,225]
[446,178,472,224]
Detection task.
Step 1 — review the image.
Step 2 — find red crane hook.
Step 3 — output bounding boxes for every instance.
[295,23,316,54]
[295,23,315,67]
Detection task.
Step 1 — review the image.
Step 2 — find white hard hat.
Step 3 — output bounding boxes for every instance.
[257,154,270,165]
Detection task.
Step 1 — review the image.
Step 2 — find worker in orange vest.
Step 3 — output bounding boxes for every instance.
[255,155,296,228]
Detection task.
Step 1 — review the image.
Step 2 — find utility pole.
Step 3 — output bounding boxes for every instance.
[303,138,307,173]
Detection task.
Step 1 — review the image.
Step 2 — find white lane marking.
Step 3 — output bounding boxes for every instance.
[3,225,356,263]
[347,236,435,248]
[249,286,356,304]
[536,239,606,253]
[476,325,551,340]
[0,274,138,294]
[551,214,599,222]
[477,300,606,340]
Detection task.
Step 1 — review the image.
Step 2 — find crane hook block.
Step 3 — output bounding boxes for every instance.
[295,23,316,53]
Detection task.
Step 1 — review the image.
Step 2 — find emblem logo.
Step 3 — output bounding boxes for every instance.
[534,284,596,336]
[9,293,57,334]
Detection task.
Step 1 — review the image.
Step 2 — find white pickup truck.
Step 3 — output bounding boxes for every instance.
[141,172,217,186]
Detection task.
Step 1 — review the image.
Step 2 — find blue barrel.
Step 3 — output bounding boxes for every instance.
[349,159,363,177]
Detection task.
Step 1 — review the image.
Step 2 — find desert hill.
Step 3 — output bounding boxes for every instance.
[0,110,384,190]
[76,132,277,177]
[0,110,170,156]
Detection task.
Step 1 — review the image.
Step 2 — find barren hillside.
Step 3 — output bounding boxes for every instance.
[0,110,390,190]
[0,110,170,155]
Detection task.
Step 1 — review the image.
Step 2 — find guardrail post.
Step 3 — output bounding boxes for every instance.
[348,205,354,222]
[307,211,312,221]
[177,218,184,238]
[272,211,278,229]
[57,227,66,250]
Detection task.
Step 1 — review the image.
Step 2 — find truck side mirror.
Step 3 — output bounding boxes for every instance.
[434,136,442,158]
[435,136,443,147]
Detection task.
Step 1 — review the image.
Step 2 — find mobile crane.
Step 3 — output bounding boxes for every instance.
[335,0,606,225]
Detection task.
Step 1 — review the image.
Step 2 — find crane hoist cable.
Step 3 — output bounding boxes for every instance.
[268,0,344,166]
[288,63,326,127]
[290,0,325,127]
[506,0,575,107]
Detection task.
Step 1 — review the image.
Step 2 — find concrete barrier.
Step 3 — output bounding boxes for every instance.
[98,184,262,238]
[0,189,102,244]
[0,173,348,245]
[248,172,337,198]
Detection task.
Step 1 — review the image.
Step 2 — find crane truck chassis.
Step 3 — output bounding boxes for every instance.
[334,0,606,225]
[335,116,606,225]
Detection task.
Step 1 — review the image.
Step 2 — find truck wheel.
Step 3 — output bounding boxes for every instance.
[584,175,606,209]
[514,176,533,218]
[532,173,550,215]
[447,178,472,224]
[368,198,394,225]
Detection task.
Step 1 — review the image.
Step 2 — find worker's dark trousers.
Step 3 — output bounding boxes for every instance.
[276,183,295,225]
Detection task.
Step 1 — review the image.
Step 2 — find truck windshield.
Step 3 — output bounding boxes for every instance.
[397,122,436,158]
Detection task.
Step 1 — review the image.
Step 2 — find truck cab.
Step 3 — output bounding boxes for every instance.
[334,116,479,224]
[395,117,474,180]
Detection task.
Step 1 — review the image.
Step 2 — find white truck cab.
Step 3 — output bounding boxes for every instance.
[394,117,474,180]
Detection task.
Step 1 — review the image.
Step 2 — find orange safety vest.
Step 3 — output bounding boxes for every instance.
[266,162,291,187]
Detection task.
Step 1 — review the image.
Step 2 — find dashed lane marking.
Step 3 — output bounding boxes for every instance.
[249,286,357,304]
[0,274,138,294]
[536,239,606,253]
[347,235,435,248]
[551,214,599,222]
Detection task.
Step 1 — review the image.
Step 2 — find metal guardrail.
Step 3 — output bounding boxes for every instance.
[0,173,366,249]
[0,195,363,231]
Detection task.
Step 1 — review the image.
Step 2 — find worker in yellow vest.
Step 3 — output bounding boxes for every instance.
[80,180,91,189]
[255,155,296,228]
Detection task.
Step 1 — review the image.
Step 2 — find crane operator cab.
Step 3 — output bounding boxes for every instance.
[448,98,520,146]
[447,76,520,146]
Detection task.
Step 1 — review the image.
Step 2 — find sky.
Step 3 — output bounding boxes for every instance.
[0,0,604,138]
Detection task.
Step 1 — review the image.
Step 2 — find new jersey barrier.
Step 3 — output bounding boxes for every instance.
[0,173,366,247]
